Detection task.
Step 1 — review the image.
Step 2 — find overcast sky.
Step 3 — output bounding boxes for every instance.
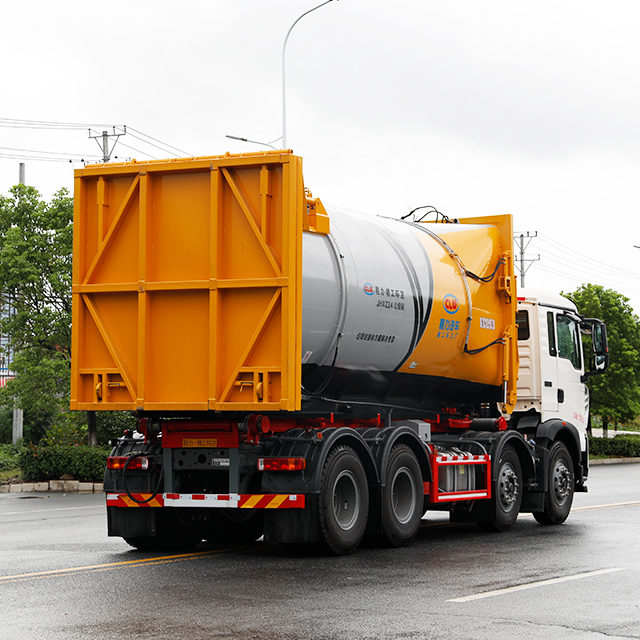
[1,0,639,313]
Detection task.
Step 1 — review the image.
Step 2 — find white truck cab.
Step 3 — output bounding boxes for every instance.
[512,289,609,485]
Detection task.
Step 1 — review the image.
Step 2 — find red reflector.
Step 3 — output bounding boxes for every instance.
[107,456,150,471]
[257,457,305,471]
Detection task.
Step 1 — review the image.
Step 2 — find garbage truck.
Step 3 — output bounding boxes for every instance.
[70,151,609,554]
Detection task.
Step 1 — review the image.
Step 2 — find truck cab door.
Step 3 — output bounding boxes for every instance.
[554,312,588,428]
[540,310,559,413]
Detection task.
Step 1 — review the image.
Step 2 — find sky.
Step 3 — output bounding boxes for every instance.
[1,0,639,314]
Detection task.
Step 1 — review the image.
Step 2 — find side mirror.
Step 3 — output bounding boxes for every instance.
[581,320,609,377]
[592,322,607,353]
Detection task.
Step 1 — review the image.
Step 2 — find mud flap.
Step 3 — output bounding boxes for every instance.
[264,495,319,544]
[107,505,158,538]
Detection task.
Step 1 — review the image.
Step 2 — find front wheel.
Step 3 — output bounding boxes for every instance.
[479,446,522,532]
[318,446,369,555]
[533,442,574,525]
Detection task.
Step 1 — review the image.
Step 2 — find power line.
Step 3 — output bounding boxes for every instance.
[0,117,115,130]
[116,140,158,160]
[0,146,101,158]
[532,242,640,285]
[0,117,192,161]
[0,154,84,163]
[127,127,191,157]
[535,233,639,279]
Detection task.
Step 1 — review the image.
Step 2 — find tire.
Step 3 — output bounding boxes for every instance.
[381,445,423,547]
[533,442,574,525]
[479,446,522,532]
[318,445,369,555]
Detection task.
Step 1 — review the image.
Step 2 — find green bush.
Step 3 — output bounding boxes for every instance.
[589,434,640,458]
[0,407,14,444]
[0,443,19,472]
[43,421,88,446]
[44,410,136,447]
[18,444,109,482]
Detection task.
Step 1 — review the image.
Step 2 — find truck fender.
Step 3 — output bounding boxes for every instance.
[259,426,379,496]
[487,431,536,488]
[534,419,585,489]
[355,426,431,485]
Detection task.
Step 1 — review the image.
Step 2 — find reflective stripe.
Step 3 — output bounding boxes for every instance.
[107,493,305,509]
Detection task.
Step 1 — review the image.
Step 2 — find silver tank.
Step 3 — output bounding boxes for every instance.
[301,207,433,373]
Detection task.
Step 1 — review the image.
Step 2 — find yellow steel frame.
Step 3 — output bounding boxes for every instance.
[71,152,304,412]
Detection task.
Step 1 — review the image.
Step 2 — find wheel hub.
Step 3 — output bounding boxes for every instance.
[498,463,519,512]
[553,461,572,503]
[332,469,360,531]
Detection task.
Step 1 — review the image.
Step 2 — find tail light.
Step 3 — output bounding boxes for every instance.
[107,456,150,471]
[257,457,305,471]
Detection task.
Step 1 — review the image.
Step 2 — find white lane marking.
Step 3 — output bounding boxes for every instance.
[572,500,640,511]
[448,568,625,602]
[0,505,103,516]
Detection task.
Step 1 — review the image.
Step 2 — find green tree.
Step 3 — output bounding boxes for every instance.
[0,185,135,447]
[563,284,640,436]
[0,185,73,440]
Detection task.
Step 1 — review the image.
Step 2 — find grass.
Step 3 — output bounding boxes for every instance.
[0,444,21,484]
[0,468,20,484]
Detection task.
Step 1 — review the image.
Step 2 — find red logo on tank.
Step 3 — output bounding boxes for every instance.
[443,294,459,314]
[363,283,375,295]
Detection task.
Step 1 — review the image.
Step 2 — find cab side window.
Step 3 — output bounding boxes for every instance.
[516,310,530,341]
[557,315,582,369]
[547,312,557,356]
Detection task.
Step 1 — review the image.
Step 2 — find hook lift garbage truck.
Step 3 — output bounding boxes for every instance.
[71,151,609,554]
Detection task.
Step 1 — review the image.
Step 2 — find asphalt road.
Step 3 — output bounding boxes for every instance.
[1,464,639,640]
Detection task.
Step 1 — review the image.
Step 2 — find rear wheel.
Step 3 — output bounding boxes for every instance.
[318,446,369,555]
[479,446,522,532]
[533,442,574,525]
[381,445,423,547]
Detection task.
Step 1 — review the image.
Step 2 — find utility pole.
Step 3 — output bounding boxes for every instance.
[514,232,540,288]
[11,165,25,444]
[89,126,125,162]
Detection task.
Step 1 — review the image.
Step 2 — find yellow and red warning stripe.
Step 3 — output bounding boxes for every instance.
[106,493,305,509]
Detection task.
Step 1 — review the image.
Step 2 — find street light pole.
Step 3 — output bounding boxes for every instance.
[282,0,335,149]
[226,135,276,150]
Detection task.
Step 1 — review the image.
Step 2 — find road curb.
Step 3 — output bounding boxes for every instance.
[590,457,640,465]
[0,482,104,494]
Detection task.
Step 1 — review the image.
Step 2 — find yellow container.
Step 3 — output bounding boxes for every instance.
[71,152,305,412]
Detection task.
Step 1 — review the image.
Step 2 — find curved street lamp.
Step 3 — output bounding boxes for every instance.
[282,0,335,148]
[227,1,336,151]
[225,135,276,150]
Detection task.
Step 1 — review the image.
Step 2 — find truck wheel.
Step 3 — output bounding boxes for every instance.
[479,446,522,532]
[533,442,574,525]
[318,445,369,555]
[381,445,423,547]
